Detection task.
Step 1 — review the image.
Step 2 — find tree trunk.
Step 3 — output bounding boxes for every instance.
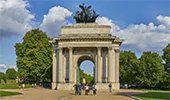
[36,77,39,84]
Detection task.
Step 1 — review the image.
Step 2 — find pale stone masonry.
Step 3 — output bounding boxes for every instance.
[49,23,123,90]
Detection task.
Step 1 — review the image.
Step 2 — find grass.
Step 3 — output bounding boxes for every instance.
[0,84,33,89]
[0,91,22,97]
[0,79,16,84]
[132,90,170,100]
[0,79,36,89]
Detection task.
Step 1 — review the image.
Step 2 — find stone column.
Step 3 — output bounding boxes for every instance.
[95,55,98,83]
[108,47,115,83]
[58,47,63,83]
[69,47,73,83]
[105,54,108,83]
[97,47,102,83]
[74,67,77,83]
[52,49,58,89]
[114,49,120,83]
[52,49,57,82]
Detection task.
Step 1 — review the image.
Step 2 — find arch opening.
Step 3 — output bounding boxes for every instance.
[76,56,95,84]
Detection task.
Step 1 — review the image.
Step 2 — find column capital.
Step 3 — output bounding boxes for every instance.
[107,46,113,51]
[58,47,63,51]
[52,49,58,53]
[68,47,73,51]
[52,49,55,53]
[97,47,102,50]
[114,49,120,53]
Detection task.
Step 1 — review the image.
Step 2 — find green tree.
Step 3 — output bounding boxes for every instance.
[6,68,17,79]
[14,29,52,83]
[79,68,93,84]
[162,43,170,76]
[137,51,164,88]
[119,51,139,84]
[0,72,6,79]
[157,71,170,86]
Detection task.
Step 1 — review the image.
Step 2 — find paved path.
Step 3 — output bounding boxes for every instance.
[0,88,145,100]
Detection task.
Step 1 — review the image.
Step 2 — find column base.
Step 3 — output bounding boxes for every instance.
[52,82,120,90]
[114,82,120,90]
[69,81,74,83]
[51,82,75,90]
[51,82,57,90]
[96,82,120,90]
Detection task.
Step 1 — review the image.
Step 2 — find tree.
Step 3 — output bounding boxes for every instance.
[162,43,170,76]
[137,51,164,88]
[157,71,170,87]
[0,72,6,79]
[15,29,52,83]
[79,68,93,84]
[6,68,17,80]
[119,51,139,84]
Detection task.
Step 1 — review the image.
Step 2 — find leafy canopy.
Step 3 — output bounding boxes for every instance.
[119,51,139,84]
[119,50,166,87]
[137,51,164,87]
[6,68,17,80]
[79,68,94,84]
[0,72,6,79]
[162,43,170,76]
[15,29,52,82]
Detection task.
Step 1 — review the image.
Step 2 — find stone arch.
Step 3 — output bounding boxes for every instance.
[75,55,95,83]
[77,55,95,67]
[50,23,123,90]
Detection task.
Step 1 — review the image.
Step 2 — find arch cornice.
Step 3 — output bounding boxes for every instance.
[52,35,123,45]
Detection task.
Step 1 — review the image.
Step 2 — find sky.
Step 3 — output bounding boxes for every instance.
[0,0,170,75]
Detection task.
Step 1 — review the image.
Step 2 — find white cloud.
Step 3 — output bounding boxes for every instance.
[9,65,17,69]
[40,6,72,38]
[116,23,170,52]
[0,64,7,69]
[0,0,34,39]
[96,16,170,54]
[157,15,170,29]
[96,17,120,33]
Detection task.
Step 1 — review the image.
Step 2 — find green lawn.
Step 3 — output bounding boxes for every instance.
[0,79,16,84]
[0,91,22,97]
[0,79,35,89]
[132,90,170,100]
[0,84,32,89]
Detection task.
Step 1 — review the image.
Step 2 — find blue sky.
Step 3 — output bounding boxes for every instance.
[0,0,170,75]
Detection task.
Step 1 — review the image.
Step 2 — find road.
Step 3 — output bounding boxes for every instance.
[0,88,145,100]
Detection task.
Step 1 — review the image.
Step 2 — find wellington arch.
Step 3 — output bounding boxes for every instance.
[49,4,123,90]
